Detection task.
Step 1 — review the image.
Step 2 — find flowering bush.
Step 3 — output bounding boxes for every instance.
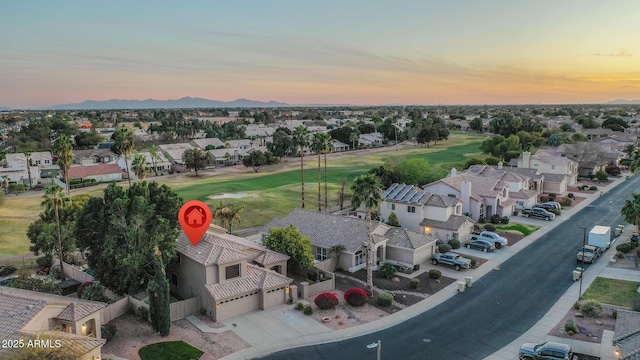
[314,292,339,310]
[344,288,369,307]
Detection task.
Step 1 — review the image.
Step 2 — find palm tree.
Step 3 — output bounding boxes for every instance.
[131,154,150,181]
[621,192,640,233]
[292,126,310,209]
[630,144,640,173]
[148,147,160,176]
[320,133,333,212]
[349,131,359,151]
[112,128,135,186]
[56,135,74,196]
[329,244,346,271]
[311,133,324,211]
[42,184,70,281]
[350,174,382,295]
[214,205,231,230]
[227,204,245,234]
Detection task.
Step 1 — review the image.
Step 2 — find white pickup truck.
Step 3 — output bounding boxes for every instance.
[469,231,509,249]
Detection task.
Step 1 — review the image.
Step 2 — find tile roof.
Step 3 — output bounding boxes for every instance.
[384,227,438,250]
[56,302,105,322]
[542,173,567,182]
[68,163,123,178]
[614,310,640,359]
[509,189,538,199]
[265,208,373,253]
[428,174,506,199]
[0,331,106,359]
[420,215,474,232]
[0,293,47,335]
[190,138,224,149]
[204,264,292,300]
[177,231,253,265]
[254,250,290,266]
[73,148,117,160]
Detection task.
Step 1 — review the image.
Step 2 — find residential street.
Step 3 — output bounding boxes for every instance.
[259,176,638,360]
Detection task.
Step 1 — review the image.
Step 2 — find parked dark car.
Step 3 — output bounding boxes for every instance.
[521,207,556,220]
[464,239,495,252]
[535,202,560,210]
[519,341,577,360]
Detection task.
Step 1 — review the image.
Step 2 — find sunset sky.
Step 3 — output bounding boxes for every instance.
[1,0,639,108]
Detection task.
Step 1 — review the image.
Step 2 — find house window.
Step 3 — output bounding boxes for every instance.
[387,203,395,210]
[315,247,328,261]
[479,204,485,218]
[452,233,459,240]
[171,273,178,286]
[407,206,416,213]
[35,160,41,165]
[44,160,50,164]
[355,250,364,266]
[455,204,461,215]
[225,264,240,280]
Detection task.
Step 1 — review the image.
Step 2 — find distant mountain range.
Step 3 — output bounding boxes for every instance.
[2,97,640,111]
[603,99,640,105]
[43,97,290,110]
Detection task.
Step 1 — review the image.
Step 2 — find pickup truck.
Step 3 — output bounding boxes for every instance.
[576,244,603,264]
[469,230,508,249]
[431,252,472,271]
[521,207,555,221]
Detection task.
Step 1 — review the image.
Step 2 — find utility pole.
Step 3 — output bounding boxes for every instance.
[579,226,587,300]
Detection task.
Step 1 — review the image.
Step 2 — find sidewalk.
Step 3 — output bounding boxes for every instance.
[221,175,632,360]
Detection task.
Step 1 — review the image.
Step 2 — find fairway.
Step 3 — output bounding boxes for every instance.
[0,132,484,258]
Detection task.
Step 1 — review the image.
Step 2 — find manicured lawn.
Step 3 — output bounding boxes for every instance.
[582,277,640,308]
[0,196,42,258]
[495,223,540,236]
[138,341,203,360]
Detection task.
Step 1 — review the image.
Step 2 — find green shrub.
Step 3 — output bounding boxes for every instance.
[500,216,509,224]
[81,283,110,303]
[616,251,625,259]
[573,301,582,310]
[463,256,477,268]
[589,186,598,191]
[617,242,633,253]
[484,224,496,232]
[549,208,561,216]
[379,262,397,279]
[101,323,117,343]
[560,198,572,207]
[344,288,369,306]
[295,302,305,311]
[138,306,149,322]
[513,210,519,216]
[428,269,441,280]
[490,214,502,224]
[549,193,557,198]
[314,292,339,310]
[303,305,313,315]
[48,266,61,280]
[580,300,603,318]
[438,244,452,253]
[377,292,394,307]
[410,278,420,289]
[0,264,18,277]
[567,193,574,198]
[565,319,578,333]
[448,239,461,249]
[540,196,550,202]
[77,281,94,298]
[36,255,53,269]
[613,309,618,319]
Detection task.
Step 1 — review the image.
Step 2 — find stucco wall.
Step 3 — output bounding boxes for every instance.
[173,256,207,300]
[215,291,261,321]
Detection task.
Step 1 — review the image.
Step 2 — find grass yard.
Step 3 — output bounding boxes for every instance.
[138,341,203,360]
[582,277,640,308]
[495,223,540,236]
[0,196,42,257]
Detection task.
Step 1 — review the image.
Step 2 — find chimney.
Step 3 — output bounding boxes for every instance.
[522,151,531,168]
[460,181,471,215]
[450,168,457,177]
[497,161,503,169]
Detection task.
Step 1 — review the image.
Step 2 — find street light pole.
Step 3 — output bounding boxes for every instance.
[579,226,587,300]
[367,340,381,360]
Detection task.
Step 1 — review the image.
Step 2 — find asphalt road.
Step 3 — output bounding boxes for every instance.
[261,175,639,360]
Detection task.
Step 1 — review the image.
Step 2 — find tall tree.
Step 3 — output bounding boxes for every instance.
[311,133,325,211]
[148,246,171,336]
[621,192,640,233]
[350,174,382,295]
[131,154,150,181]
[349,131,359,150]
[148,146,161,176]
[56,135,74,196]
[75,181,181,295]
[41,184,70,281]
[292,126,310,209]
[264,225,314,272]
[112,128,135,186]
[320,133,334,211]
[182,148,213,176]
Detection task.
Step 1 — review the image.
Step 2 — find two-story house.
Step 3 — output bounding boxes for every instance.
[514,151,578,193]
[116,151,172,179]
[423,169,515,222]
[73,149,118,165]
[0,288,106,359]
[380,183,474,242]
[465,163,541,210]
[1,152,51,186]
[173,224,292,322]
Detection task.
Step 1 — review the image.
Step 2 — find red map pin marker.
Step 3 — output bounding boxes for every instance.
[178,200,212,246]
